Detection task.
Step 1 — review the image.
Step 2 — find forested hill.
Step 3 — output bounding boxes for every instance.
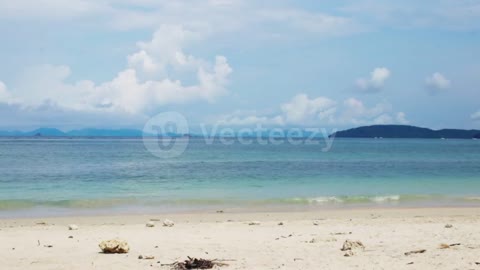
[332,125,480,139]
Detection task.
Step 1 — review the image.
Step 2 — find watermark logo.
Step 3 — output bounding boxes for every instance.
[143,111,189,158]
[143,111,337,158]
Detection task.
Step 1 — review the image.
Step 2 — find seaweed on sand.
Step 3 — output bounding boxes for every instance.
[168,257,229,269]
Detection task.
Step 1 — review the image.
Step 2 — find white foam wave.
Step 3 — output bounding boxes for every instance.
[370,195,401,203]
[291,195,402,204]
[307,197,344,204]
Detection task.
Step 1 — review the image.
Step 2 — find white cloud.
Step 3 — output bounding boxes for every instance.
[127,25,206,76]
[373,114,393,125]
[256,9,360,36]
[280,94,337,124]
[425,72,451,94]
[0,1,362,39]
[112,3,362,36]
[355,67,391,92]
[0,25,232,115]
[2,1,479,35]
[341,0,480,31]
[396,112,409,124]
[339,98,393,125]
[0,81,10,102]
[217,94,337,126]
[127,50,157,74]
[0,0,106,20]
[0,102,147,130]
[219,115,285,126]
[217,94,406,127]
[471,110,480,121]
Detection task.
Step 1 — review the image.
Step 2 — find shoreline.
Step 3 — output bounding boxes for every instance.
[3,203,480,219]
[2,206,480,223]
[3,193,480,219]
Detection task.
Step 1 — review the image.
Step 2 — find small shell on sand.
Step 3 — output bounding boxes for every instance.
[99,239,130,254]
[68,224,78,230]
[313,221,320,226]
[163,219,174,227]
[146,221,155,227]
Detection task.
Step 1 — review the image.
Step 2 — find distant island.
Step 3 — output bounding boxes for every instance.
[332,125,480,139]
[0,128,144,137]
[0,128,191,137]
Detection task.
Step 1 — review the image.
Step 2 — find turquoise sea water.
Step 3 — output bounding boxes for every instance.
[0,138,479,217]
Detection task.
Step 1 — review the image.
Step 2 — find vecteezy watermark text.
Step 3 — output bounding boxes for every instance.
[143,111,337,158]
[199,124,336,150]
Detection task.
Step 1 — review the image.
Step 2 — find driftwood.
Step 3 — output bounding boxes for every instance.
[439,243,461,249]
[168,257,229,270]
[404,249,426,256]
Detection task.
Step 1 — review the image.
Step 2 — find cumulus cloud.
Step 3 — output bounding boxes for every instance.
[323,96,406,126]
[217,94,338,126]
[0,25,232,116]
[355,67,391,92]
[127,50,157,74]
[280,94,337,124]
[425,72,451,94]
[338,98,394,125]
[217,94,407,127]
[127,25,206,76]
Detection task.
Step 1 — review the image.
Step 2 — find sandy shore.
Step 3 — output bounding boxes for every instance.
[1,207,480,269]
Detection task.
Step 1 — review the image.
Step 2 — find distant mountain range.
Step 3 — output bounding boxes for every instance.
[0,128,145,137]
[332,125,480,139]
[1,125,480,139]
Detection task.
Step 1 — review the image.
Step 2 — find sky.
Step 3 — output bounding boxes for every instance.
[0,0,479,131]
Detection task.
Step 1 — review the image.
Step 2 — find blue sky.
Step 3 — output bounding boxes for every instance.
[0,0,479,130]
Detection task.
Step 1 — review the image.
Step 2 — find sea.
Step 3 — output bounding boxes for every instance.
[0,137,479,217]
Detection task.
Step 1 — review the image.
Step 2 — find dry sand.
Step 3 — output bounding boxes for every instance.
[1,207,480,269]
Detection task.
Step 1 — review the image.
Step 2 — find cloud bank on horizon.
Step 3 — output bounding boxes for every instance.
[0,0,479,130]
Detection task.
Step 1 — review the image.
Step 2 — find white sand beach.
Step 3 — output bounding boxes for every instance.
[1,208,480,269]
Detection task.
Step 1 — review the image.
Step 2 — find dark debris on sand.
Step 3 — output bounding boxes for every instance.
[170,257,228,269]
